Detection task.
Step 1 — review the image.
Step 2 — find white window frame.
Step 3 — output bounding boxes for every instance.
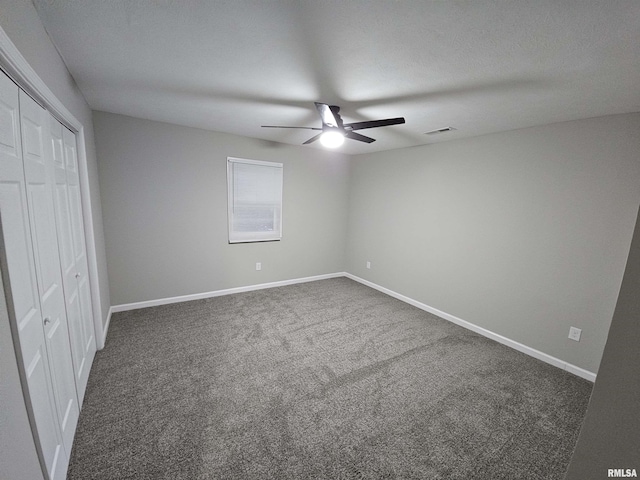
[227,157,283,243]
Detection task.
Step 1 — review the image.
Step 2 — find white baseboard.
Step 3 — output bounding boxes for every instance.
[344,273,597,383]
[106,271,596,382]
[100,306,114,348]
[109,272,345,314]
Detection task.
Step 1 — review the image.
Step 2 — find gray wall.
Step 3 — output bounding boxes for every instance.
[0,0,111,330]
[346,114,640,374]
[94,111,350,305]
[564,204,640,477]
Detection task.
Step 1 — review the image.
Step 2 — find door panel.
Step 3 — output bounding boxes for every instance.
[25,348,66,478]
[21,115,43,159]
[50,119,95,401]
[64,129,77,175]
[20,89,78,462]
[54,185,74,277]
[28,184,59,298]
[50,117,74,280]
[64,127,96,397]
[0,181,65,478]
[0,72,68,480]
[66,288,85,376]
[45,315,77,434]
[69,185,85,267]
[50,115,86,398]
[0,183,35,321]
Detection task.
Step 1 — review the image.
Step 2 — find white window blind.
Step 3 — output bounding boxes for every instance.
[227,157,283,243]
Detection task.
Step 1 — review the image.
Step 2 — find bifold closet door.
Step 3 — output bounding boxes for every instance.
[20,86,80,462]
[50,114,96,402]
[0,71,78,480]
[64,125,96,400]
[0,63,67,480]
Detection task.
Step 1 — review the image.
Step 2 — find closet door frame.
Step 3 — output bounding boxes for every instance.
[0,27,106,351]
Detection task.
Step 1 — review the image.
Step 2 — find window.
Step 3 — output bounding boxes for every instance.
[227,157,283,243]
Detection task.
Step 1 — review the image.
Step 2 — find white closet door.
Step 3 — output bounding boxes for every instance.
[64,126,96,397]
[19,89,79,461]
[0,74,68,479]
[50,114,96,401]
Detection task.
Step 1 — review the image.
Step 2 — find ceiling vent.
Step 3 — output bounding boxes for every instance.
[424,127,456,135]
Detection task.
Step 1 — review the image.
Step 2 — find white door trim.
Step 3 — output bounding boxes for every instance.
[0,26,106,349]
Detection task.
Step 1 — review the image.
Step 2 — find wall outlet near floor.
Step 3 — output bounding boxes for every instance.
[568,326,582,342]
[256,262,262,271]
[366,261,371,269]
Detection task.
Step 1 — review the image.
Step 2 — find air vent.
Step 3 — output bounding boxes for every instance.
[424,127,456,135]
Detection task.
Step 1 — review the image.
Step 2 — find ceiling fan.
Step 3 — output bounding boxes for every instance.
[262,102,406,148]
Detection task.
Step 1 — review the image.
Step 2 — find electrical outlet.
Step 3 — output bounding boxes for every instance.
[366,261,371,269]
[568,326,582,342]
[256,262,261,271]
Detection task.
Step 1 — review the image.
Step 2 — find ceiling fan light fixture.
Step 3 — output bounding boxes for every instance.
[319,130,345,148]
[262,103,404,146]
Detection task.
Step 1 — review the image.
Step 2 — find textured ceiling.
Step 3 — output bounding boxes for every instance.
[33,0,640,155]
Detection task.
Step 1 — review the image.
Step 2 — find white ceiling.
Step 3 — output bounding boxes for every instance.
[33,0,640,155]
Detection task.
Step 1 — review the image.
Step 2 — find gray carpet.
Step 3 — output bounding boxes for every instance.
[68,277,592,479]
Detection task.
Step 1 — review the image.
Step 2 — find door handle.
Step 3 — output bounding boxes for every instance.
[75,273,80,279]
[43,317,51,325]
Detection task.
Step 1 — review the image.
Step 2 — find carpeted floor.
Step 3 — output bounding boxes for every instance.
[68,277,592,479]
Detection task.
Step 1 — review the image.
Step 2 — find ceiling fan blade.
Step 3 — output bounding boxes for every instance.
[261,125,322,130]
[345,131,376,143]
[314,102,341,128]
[329,105,344,128]
[346,117,406,131]
[303,133,323,145]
